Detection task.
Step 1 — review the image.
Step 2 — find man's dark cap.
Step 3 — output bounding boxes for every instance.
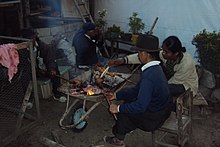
[131,34,161,52]
[82,22,96,32]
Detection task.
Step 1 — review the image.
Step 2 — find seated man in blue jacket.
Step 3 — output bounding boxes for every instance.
[104,34,172,146]
[72,22,103,68]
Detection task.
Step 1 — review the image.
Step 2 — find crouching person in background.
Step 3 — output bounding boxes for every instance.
[21,28,66,101]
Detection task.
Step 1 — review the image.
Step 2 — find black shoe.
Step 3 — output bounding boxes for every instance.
[103,136,125,147]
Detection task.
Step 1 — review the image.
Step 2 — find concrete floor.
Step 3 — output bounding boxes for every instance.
[5,65,220,147]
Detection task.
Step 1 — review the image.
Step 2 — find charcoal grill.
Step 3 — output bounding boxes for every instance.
[58,68,132,131]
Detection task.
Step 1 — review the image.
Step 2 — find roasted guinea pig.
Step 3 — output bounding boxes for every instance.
[94,74,104,87]
[69,79,81,87]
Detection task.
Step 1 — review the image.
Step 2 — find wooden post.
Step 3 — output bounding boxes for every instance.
[105,98,117,120]
[148,17,159,35]
[15,82,33,136]
[23,0,31,27]
[28,41,41,119]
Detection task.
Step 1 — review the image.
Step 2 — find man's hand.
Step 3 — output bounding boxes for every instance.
[109,104,119,113]
[50,70,57,77]
[108,58,125,67]
[95,75,104,87]
[104,92,116,101]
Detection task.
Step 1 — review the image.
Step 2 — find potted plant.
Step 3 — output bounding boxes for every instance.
[128,12,145,44]
[105,24,121,39]
[95,9,107,32]
[120,32,132,42]
[192,29,220,74]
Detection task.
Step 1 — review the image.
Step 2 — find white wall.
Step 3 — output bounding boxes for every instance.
[94,0,220,59]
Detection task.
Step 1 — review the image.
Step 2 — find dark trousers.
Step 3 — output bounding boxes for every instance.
[112,103,172,140]
[169,84,185,97]
[50,76,61,96]
[169,84,185,111]
[36,69,62,97]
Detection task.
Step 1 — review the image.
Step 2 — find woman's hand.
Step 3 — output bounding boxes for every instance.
[108,58,125,67]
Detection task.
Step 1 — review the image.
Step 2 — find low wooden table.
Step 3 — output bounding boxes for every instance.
[106,38,136,56]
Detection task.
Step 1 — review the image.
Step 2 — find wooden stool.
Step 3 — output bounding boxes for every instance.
[152,89,193,147]
[193,92,208,115]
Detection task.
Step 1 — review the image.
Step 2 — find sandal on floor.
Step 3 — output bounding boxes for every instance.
[53,96,66,103]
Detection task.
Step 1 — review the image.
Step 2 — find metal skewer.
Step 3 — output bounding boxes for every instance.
[105,98,118,120]
[100,66,109,78]
[54,74,76,84]
[115,74,136,85]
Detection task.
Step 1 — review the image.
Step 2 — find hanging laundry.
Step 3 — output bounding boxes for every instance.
[0,43,19,82]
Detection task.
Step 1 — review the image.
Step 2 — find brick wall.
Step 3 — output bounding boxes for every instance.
[35,22,83,44]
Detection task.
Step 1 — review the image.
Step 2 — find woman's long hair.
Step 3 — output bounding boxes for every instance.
[162,36,186,53]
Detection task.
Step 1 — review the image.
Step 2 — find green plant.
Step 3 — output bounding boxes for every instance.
[95,9,107,30]
[106,24,121,33]
[128,12,145,34]
[105,24,121,39]
[192,29,220,74]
